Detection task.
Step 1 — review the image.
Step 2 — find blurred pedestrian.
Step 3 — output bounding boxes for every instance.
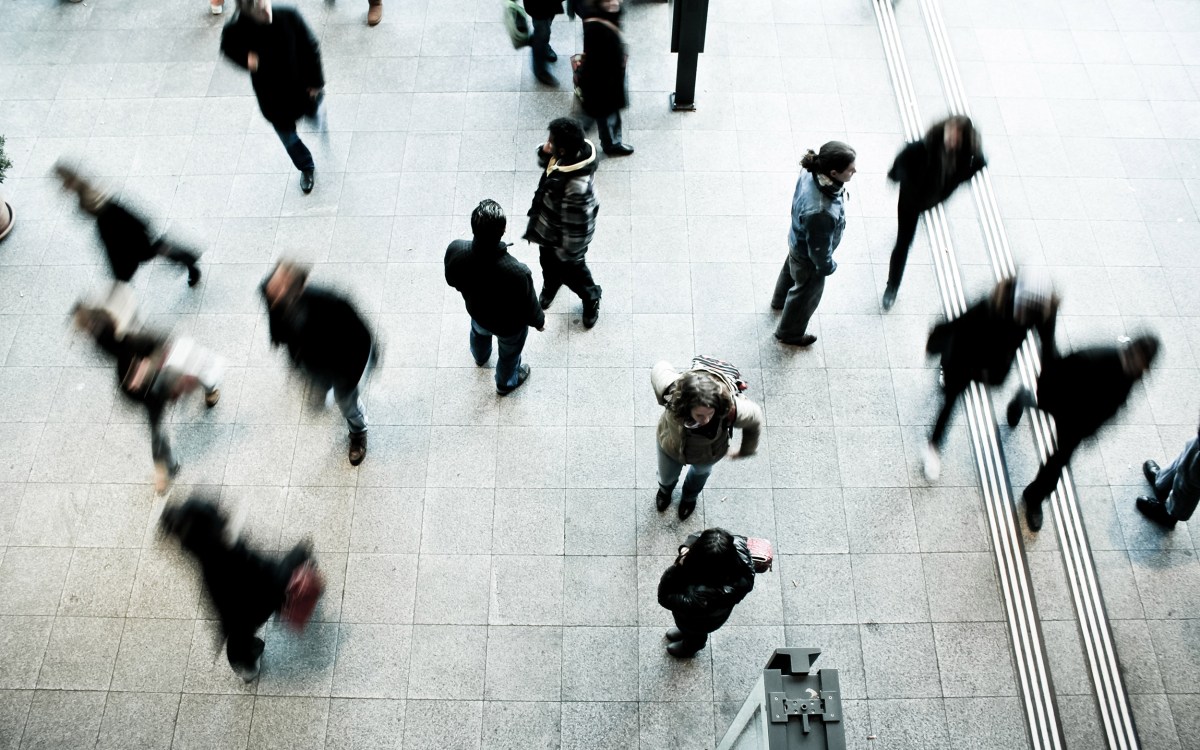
[445,199,545,394]
[524,0,564,84]
[160,495,324,682]
[924,271,1058,481]
[657,528,756,657]
[260,260,375,465]
[651,358,762,520]
[1138,417,1200,528]
[883,115,986,311]
[771,142,857,348]
[221,0,325,193]
[577,0,633,156]
[73,304,223,492]
[56,164,202,288]
[525,117,603,328]
[1009,335,1159,531]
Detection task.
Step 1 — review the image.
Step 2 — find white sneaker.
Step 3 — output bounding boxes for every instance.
[922,443,942,482]
[210,1,224,14]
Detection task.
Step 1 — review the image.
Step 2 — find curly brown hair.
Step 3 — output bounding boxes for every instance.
[666,371,732,424]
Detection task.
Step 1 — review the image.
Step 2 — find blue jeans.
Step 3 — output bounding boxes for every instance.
[657,445,716,500]
[470,321,528,390]
[274,126,315,172]
[1159,436,1200,521]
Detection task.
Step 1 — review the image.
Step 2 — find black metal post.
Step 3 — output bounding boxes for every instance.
[671,51,699,111]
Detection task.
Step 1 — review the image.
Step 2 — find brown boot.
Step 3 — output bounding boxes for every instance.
[367,0,382,26]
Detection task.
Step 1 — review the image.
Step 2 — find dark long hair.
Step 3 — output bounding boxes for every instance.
[800,141,856,177]
[678,528,743,581]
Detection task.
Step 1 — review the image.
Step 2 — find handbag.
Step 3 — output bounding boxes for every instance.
[745,537,774,573]
[504,0,533,49]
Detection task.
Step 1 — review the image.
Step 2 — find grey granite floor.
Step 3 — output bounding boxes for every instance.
[0,0,1195,748]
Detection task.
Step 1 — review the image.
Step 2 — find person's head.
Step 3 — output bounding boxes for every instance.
[547,117,586,161]
[934,115,977,153]
[70,303,116,340]
[800,141,857,184]
[471,199,507,247]
[1120,335,1159,379]
[263,260,310,309]
[680,528,741,579]
[668,371,732,429]
[159,496,230,554]
[53,162,107,215]
[237,0,272,23]
[1008,268,1057,326]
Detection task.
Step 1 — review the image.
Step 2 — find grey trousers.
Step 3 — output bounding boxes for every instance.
[772,252,825,341]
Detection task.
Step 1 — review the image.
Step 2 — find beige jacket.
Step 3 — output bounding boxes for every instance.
[651,360,763,465]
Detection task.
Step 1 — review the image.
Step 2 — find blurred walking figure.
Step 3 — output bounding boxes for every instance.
[221,0,325,193]
[525,117,603,328]
[924,272,1058,482]
[1009,335,1159,531]
[260,261,375,465]
[883,116,986,311]
[56,164,202,288]
[652,358,762,520]
[771,142,857,348]
[1138,417,1200,528]
[160,495,324,682]
[446,200,545,395]
[73,303,223,492]
[525,0,564,85]
[658,528,756,657]
[577,0,633,156]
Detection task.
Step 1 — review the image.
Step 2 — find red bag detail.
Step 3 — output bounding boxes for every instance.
[746,537,774,573]
[281,561,325,631]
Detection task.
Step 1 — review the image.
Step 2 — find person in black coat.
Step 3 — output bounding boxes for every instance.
[160,495,322,681]
[56,164,202,287]
[261,260,375,465]
[221,0,325,193]
[73,304,221,492]
[1008,335,1159,531]
[923,272,1058,481]
[883,116,986,311]
[525,0,565,85]
[578,0,633,156]
[657,528,756,658]
[446,199,545,395]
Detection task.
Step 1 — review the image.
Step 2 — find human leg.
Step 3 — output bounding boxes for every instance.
[559,254,602,327]
[1023,430,1082,530]
[469,320,493,367]
[333,381,368,465]
[884,197,922,308]
[273,124,316,172]
[538,246,565,308]
[770,256,794,310]
[530,18,556,83]
[677,461,714,520]
[154,239,202,286]
[148,403,178,492]
[494,327,529,391]
[656,444,684,511]
[1165,437,1200,521]
[774,254,825,344]
[226,632,265,681]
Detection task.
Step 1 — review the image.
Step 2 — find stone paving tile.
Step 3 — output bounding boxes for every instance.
[0,0,1196,747]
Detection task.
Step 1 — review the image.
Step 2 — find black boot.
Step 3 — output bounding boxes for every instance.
[582,289,601,328]
[1007,388,1035,428]
[678,495,697,521]
[539,287,557,310]
[188,265,202,287]
[656,484,674,512]
[1024,490,1044,532]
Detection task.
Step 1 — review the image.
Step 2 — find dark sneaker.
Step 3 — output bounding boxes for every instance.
[776,333,817,347]
[666,627,682,641]
[582,298,600,328]
[678,495,697,520]
[546,46,558,62]
[188,266,202,287]
[300,169,315,194]
[497,364,531,395]
[655,486,673,512]
[349,432,367,466]
[1025,492,1044,532]
[667,640,699,658]
[1136,496,1177,528]
[539,288,556,310]
[603,143,635,156]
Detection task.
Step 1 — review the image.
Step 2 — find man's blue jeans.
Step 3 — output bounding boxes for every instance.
[274,126,315,172]
[470,321,528,390]
[1158,436,1200,521]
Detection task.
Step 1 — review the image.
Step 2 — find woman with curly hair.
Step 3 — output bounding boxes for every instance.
[650,360,763,520]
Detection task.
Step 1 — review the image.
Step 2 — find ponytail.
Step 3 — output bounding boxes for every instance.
[800,141,857,177]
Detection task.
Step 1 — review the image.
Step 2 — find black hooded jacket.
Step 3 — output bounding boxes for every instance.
[927,294,1056,390]
[445,239,545,336]
[220,6,324,128]
[1036,347,1136,439]
[657,537,756,633]
[888,122,987,213]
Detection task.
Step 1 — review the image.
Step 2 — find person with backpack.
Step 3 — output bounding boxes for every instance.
[1008,335,1159,531]
[657,528,757,657]
[260,260,376,466]
[445,199,545,395]
[576,0,633,156]
[1137,416,1200,529]
[524,0,565,85]
[525,117,603,328]
[771,142,857,348]
[882,115,986,311]
[160,495,324,682]
[220,0,325,194]
[73,303,223,493]
[55,163,202,288]
[651,357,763,520]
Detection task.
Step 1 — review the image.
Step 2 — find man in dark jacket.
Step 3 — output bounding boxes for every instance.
[524,0,564,85]
[1138,417,1200,528]
[578,0,633,156]
[161,495,322,681]
[220,0,325,193]
[525,118,603,328]
[923,271,1058,482]
[261,261,374,465]
[446,200,545,395]
[883,116,986,311]
[1008,335,1159,531]
[56,164,202,287]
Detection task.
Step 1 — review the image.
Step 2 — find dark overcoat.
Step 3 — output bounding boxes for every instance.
[220,7,325,129]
